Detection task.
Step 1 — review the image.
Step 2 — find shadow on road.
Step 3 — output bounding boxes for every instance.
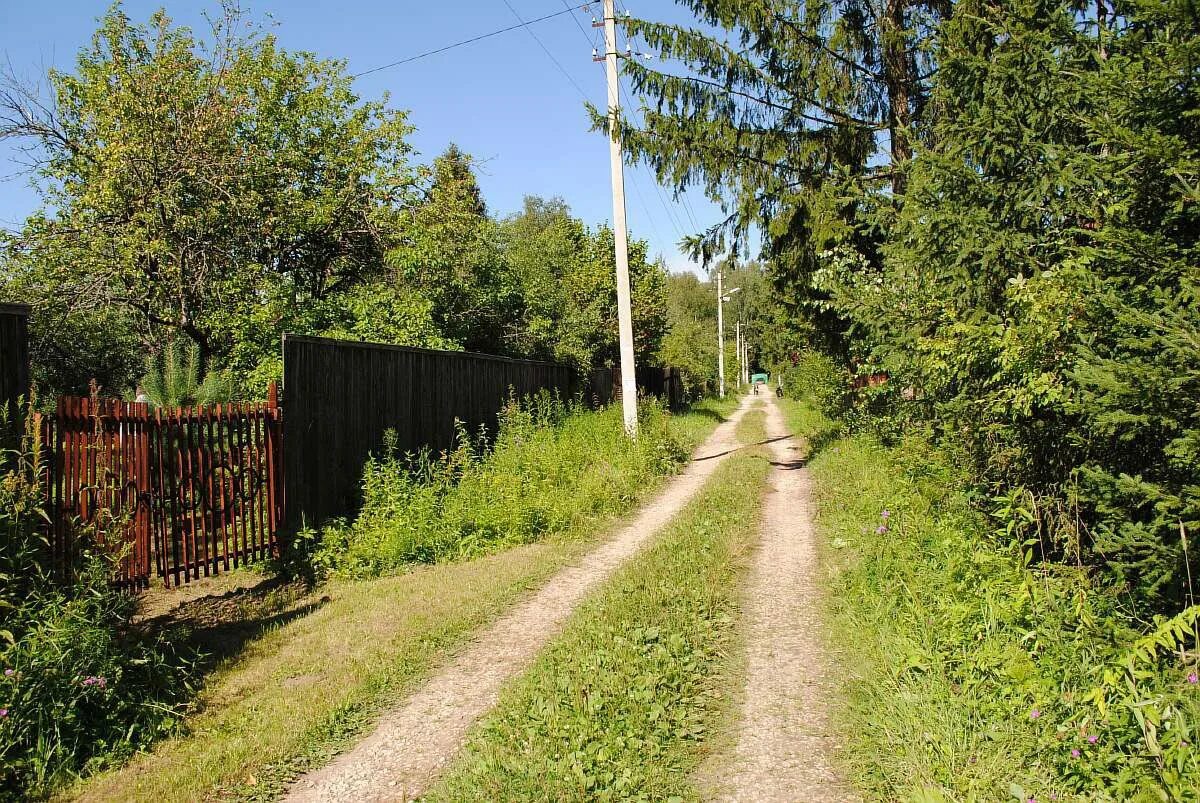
[694,434,792,462]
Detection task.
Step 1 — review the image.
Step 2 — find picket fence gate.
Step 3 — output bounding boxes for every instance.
[40,385,283,587]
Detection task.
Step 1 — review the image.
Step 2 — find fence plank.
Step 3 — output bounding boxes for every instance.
[282,335,577,529]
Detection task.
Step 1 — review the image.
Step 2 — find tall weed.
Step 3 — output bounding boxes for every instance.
[310,395,690,578]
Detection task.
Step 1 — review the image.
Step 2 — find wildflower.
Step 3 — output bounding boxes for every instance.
[881,509,891,519]
[1188,672,1198,684]
[96,676,107,689]
[3,669,12,677]
[1087,734,1097,744]
[876,525,889,535]
[1070,749,1080,758]
[1030,708,1041,719]
[0,708,7,718]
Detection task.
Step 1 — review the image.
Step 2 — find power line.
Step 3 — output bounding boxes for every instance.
[616,73,687,241]
[559,0,601,50]
[501,1,678,255]
[352,4,585,78]
[501,0,591,100]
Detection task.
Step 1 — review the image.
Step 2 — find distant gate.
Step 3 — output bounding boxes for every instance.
[41,386,283,587]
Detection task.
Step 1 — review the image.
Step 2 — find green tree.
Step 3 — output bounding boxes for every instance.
[498,196,668,372]
[606,0,948,349]
[388,145,521,354]
[0,3,417,395]
[819,0,1200,610]
[660,271,718,396]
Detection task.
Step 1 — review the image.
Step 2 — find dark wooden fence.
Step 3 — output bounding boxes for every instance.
[41,390,283,587]
[282,335,575,528]
[585,365,685,410]
[1,304,31,437]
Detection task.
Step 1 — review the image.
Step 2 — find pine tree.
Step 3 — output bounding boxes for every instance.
[606,0,947,349]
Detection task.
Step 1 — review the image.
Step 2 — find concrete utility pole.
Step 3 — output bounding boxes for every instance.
[601,0,638,436]
[717,270,726,398]
[735,321,742,389]
[717,275,739,398]
[742,330,749,384]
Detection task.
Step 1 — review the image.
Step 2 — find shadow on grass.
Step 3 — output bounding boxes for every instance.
[684,407,730,425]
[139,575,329,677]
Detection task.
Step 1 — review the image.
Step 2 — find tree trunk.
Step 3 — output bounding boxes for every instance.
[882,0,915,194]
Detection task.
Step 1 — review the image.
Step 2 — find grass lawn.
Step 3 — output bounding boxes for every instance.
[424,447,771,801]
[66,399,735,802]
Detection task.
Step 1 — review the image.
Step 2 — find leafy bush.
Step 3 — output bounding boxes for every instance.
[308,394,690,578]
[784,349,851,421]
[0,411,193,799]
[796,398,1200,801]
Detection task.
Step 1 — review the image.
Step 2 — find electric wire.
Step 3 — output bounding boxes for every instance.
[501,0,591,101]
[352,4,584,77]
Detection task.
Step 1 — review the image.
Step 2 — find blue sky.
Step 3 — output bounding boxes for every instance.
[0,0,725,275]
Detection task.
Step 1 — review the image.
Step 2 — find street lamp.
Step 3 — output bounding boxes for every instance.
[716,274,740,398]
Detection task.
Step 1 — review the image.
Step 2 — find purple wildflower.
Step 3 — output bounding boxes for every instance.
[0,708,7,718]
[1071,749,1080,758]
[1030,708,1041,720]
[881,509,891,519]
[876,525,889,535]
[1188,672,1198,684]
[3,668,12,677]
[1087,734,1098,744]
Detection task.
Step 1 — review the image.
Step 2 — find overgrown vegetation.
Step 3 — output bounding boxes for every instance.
[304,394,692,578]
[780,396,1200,801]
[0,412,193,800]
[425,449,770,801]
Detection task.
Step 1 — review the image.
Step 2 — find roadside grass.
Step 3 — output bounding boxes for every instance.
[309,399,708,577]
[779,397,1200,802]
[66,398,733,803]
[424,449,771,802]
[66,541,593,803]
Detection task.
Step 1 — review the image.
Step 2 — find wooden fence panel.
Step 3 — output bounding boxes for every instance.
[0,303,31,445]
[585,365,685,411]
[42,390,283,586]
[282,335,576,529]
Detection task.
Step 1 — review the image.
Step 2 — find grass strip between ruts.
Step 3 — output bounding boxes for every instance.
[424,448,772,802]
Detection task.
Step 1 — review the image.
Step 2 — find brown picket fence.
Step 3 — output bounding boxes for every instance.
[40,386,283,587]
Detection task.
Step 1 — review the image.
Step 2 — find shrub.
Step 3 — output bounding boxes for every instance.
[309,394,690,578]
[0,409,193,799]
